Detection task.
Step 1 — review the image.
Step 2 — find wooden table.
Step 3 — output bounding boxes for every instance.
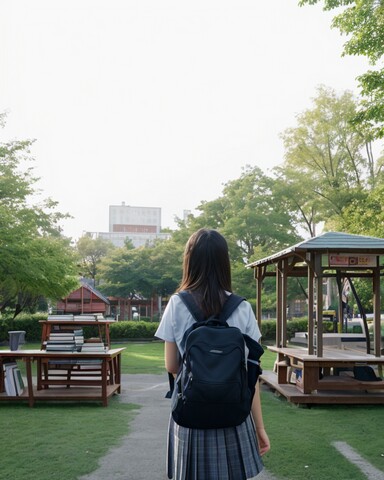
[0,350,36,407]
[39,319,115,349]
[0,348,124,407]
[268,346,384,394]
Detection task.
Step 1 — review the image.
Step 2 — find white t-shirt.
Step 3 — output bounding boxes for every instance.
[155,293,261,356]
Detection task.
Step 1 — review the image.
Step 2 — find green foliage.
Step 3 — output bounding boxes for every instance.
[99,238,183,299]
[0,114,79,318]
[191,166,300,263]
[275,85,384,242]
[76,235,115,284]
[260,320,277,341]
[259,319,333,342]
[299,1,384,137]
[277,86,377,232]
[109,321,159,340]
[0,313,48,342]
[332,184,384,239]
[0,318,158,343]
[177,166,300,297]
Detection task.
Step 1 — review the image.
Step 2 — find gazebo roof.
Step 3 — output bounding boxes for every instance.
[247,232,384,268]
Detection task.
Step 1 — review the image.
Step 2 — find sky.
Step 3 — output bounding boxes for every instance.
[0,0,373,241]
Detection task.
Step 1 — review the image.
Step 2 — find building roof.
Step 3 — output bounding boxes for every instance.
[247,232,384,268]
[80,279,110,304]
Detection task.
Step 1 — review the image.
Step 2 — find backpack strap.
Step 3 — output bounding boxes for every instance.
[219,294,245,322]
[178,290,245,323]
[178,290,206,322]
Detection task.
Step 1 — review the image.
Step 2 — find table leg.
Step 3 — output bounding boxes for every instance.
[0,358,4,393]
[302,365,319,394]
[37,358,42,390]
[276,353,288,384]
[115,353,121,394]
[102,358,108,406]
[25,358,35,407]
[108,359,115,385]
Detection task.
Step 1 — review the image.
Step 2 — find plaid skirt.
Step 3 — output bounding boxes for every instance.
[166,414,263,480]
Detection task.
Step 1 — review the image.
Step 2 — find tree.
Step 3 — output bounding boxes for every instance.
[0,114,79,318]
[277,86,382,232]
[330,183,384,237]
[76,235,115,286]
[176,166,300,300]
[299,0,384,137]
[191,166,300,264]
[98,237,183,301]
[149,239,183,297]
[98,247,154,299]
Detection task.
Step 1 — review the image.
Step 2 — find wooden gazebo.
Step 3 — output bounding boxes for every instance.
[248,232,384,404]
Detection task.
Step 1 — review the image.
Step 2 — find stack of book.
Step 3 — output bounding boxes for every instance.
[47,314,74,321]
[3,362,25,396]
[46,332,76,352]
[74,314,99,321]
[81,338,106,352]
[73,329,84,351]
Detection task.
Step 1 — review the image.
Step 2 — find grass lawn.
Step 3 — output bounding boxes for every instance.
[1,342,384,479]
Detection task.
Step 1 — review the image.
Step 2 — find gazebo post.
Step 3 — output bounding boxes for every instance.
[336,273,344,334]
[307,255,315,355]
[314,252,323,357]
[255,266,263,330]
[282,258,288,347]
[373,266,381,357]
[276,260,283,347]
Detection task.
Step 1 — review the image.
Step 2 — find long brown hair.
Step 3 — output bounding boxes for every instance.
[177,229,232,316]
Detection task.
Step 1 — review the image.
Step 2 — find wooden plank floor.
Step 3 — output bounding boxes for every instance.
[0,385,120,404]
[260,371,384,405]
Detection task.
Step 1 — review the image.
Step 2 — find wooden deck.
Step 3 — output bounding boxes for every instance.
[261,346,384,405]
[260,370,384,405]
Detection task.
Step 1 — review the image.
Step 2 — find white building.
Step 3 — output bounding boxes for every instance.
[89,203,171,248]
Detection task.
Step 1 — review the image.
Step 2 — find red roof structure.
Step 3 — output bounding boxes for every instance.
[56,281,110,316]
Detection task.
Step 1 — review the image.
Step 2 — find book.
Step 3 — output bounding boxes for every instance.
[49,335,75,341]
[48,314,74,321]
[81,343,106,352]
[46,345,76,351]
[46,330,77,352]
[74,315,98,321]
[13,368,25,395]
[3,363,17,396]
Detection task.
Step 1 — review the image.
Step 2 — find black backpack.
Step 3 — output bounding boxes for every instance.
[171,291,264,429]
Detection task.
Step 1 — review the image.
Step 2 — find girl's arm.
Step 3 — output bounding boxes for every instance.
[164,341,179,375]
[251,381,271,455]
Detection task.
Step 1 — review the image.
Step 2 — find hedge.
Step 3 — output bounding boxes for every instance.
[0,314,48,343]
[260,319,334,342]
[1,314,334,344]
[0,317,160,343]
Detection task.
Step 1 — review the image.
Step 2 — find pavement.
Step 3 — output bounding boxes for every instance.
[79,373,279,480]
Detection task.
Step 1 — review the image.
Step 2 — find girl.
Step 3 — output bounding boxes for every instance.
[156,228,270,480]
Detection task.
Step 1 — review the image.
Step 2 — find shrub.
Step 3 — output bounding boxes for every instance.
[110,321,159,340]
[0,315,160,344]
[0,314,338,345]
[259,318,334,343]
[0,313,48,343]
[260,320,276,341]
